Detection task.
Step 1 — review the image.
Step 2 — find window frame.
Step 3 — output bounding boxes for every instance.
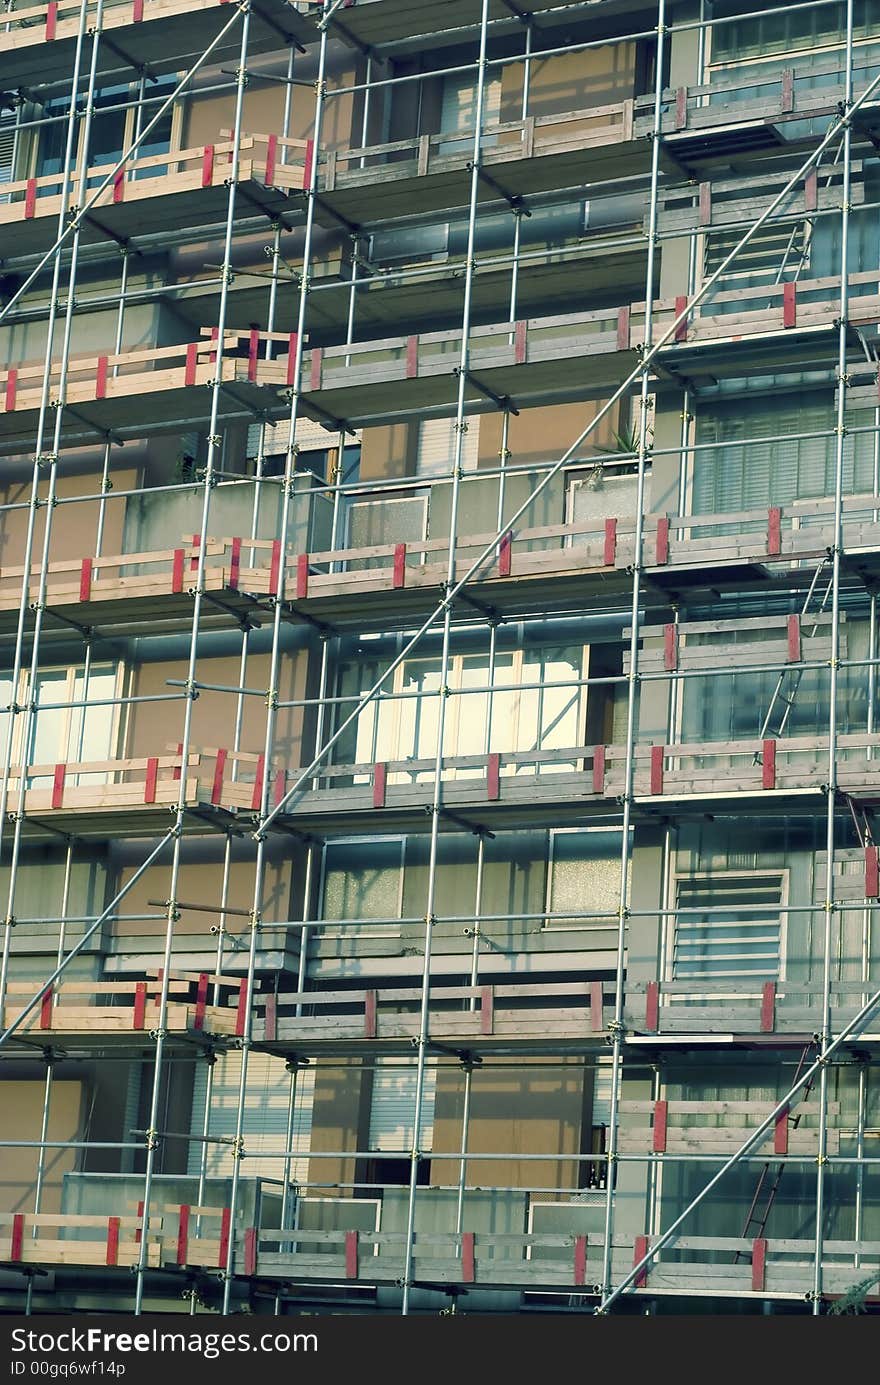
[335,641,590,784]
[317,833,407,940]
[2,660,124,785]
[543,825,631,934]
[30,79,183,185]
[667,867,790,986]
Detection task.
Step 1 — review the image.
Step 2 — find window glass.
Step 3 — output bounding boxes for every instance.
[548,829,627,928]
[322,839,402,922]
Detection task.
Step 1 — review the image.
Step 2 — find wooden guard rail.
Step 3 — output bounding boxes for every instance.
[250,979,613,1048]
[3,1210,876,1297]
[0,132,309,230]
[659,49,880,140]
[324,96,636,181]
[4,266,878,432]
[0,1202,232,1272]
[1,969,246,1039]
[628,977,880,1037]
[0,0,321,57]
[10,480,874,631]
[15,722,880,827]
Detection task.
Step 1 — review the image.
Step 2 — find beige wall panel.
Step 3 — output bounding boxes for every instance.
[359,423,418,481]
[479,400,621,470]
[500,43,636,125]
[431,1059,584,1189]
[0,302,188,372]
[126,650,309,769]
[0,467,139,572]
[0,1080,82,1214]
[183,73,355,155]
[113,855,293,937]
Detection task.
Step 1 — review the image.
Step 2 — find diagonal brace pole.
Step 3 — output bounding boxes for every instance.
[597,981,880,1313]
[0,830,173,1049]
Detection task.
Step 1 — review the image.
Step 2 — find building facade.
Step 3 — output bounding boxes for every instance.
[0,0,878,1315]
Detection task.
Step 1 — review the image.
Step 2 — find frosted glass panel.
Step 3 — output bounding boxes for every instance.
[548,830,629,929]
[323,839,402,922]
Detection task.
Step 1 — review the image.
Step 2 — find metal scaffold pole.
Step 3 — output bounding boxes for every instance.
[400,0,491,1316]
[812,0,855,1316]
[134,0,252,1316]
[24,840,74,1317]
[599,0,666,1303]
[0,0,91,1019]
[220,6,331,1314]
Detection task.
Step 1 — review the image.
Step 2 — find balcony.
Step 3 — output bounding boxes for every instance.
[0,133,308,264]
[1,969,244,1049]
[0,0,319,91]
[249,977,614,1058]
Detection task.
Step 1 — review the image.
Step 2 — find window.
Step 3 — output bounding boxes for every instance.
[438,72,502,155]
[711,2,880,64]
[704,220,809,283]
[416,416,479,476]
[0,662,120,788]
[246,418,360,483]
[566,465,649,527]
[365,1057,436,1185]
[0,111,16,201]
[546,828,629,931]
[333,641,587,781]
[36,77,179,191]
[692,392,875,515]
[321,837,405,934]
[188,1049,315,1182]
[672,872,787,980]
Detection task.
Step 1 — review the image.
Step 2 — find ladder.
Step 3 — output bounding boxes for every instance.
[734,1042,816,1257]
[757,557,834,746]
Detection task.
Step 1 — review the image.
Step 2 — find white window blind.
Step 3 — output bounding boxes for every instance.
[693,393,874,515]
[368,1057,436,1152]
[247,416,343,461]
[0,113,16,187]
[417,416,479,475]
[673,873,785,980]
[591,1057,613,1127]
[188,1050,314,1182]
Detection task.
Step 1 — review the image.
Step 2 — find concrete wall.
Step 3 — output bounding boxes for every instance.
[0,1079,83,1215]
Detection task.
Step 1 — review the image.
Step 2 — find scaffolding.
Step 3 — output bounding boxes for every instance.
[0,0,880,1316]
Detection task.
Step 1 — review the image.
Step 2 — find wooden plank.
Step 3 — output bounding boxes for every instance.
[652,1100,668,1154]
[461,1231,475,1284]
[761,981,776,1033]
[645,981,659,1032]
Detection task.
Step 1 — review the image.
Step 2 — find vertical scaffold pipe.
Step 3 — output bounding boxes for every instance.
[133,1,252,1316]
[220,10,331,1314]
[0,0,90,1017]
[400,0,491,1317]
[599,0,666,1303]
[813,0,855,1315]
